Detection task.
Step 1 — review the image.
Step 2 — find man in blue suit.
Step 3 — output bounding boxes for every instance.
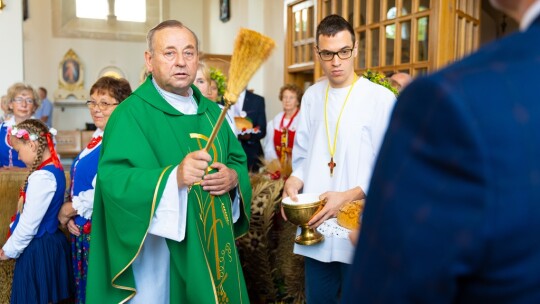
[235,89,267,172]
[342,0,540,303]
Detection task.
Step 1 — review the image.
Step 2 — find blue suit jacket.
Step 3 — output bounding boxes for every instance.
[342,17,540,303]
[239,90,266,171]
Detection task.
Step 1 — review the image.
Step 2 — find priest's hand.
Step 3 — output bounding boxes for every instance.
[201,162,238,196]
[308,187,365,228]
[281,176,304,221]
[177,150,212,189]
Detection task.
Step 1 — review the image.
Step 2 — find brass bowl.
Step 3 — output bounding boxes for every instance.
[282,193,324,245]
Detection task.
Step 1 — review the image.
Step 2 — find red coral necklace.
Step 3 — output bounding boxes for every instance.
[87,136,102,149]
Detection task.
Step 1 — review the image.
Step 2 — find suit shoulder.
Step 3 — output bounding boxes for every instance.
[246,90,265,101]
[433,28,539,83]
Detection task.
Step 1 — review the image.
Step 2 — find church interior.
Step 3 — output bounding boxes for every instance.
[0,0,523,303]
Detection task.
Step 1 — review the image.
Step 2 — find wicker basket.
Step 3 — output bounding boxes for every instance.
[0,170,26,303]
[0,259,15,303]
[0,171,28,246]
[237,174,305,303]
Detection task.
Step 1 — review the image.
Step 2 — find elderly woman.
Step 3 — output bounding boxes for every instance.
[57,76,132,304]
[263,84,303,166]
[0,83,41,169]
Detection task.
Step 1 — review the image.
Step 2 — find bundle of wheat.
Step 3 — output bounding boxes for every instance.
[205,28,275,151]
[0,260,15,302]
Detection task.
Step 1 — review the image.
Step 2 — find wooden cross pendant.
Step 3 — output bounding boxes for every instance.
[328,157,336,176]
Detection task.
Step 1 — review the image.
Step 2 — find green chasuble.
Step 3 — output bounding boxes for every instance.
[86,76,252,303]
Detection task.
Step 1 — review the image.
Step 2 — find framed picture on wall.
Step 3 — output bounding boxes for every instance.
[62,58,81,85]
[58,49,84,90]
[55,49,86,100]
[220,0,230,22]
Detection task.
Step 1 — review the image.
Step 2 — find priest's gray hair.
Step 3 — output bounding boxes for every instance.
[146,20,200,54]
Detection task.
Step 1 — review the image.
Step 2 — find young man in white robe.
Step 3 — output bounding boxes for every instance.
[282,14,396,304]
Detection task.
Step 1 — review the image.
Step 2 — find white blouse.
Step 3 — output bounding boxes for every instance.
[3,170,57,258]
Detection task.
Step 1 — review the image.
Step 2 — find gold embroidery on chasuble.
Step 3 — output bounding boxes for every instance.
[189,132,235,303]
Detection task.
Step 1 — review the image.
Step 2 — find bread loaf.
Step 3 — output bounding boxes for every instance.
[234,117,253,131]
[337,199,365,230]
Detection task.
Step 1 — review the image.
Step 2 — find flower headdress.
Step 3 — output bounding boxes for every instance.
[210,67,227,97]
[10,127,39,141]
[8,125,61,169]
[8,126,57,141]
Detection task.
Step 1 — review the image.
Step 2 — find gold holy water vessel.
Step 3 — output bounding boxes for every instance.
[282,193,325,245]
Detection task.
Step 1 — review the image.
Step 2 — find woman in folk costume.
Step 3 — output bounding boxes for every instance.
[0,119,73,303]
[263,84,303,177]
[57,76,132,303]
[0,83,41,169]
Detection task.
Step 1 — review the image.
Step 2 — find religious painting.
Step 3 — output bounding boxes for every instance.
[54,49,86,100]
[63,59,80,84]
[220,0,230,22]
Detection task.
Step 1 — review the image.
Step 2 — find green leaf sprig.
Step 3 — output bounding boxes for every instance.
[362,70,399,96]
[210,67,227,97]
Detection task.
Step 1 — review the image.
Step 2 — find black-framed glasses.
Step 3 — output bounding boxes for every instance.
[86,100,119,110]
[317,48,354,61]
[12,97,35,105]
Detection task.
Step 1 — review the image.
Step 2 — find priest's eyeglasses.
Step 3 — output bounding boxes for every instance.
[86,100,119,110]
[12,97,35,105]
[317,48,354,61]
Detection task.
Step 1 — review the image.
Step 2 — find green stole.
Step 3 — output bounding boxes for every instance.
[86,76,251,303]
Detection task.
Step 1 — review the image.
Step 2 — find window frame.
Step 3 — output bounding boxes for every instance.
[52,0,168,42]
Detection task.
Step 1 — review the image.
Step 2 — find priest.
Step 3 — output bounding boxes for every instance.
[85,20,251,303]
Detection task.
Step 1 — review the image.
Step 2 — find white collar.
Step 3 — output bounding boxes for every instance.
[2,116,35,127]
[4,116,16,127]
[520,0,540,31]
[93,128,104,138]
[152,78,198,115]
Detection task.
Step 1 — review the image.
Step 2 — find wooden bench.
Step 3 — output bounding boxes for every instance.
[56,130,94,159]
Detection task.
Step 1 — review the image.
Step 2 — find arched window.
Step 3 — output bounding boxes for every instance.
[53,0,167,41]
[75,0,146,22]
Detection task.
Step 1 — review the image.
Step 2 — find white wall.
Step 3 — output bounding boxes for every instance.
[262,0,286,120]
[201,0,285,119]
[23,0,148,130]
[0,1,24,97]
[20,0,286,130]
